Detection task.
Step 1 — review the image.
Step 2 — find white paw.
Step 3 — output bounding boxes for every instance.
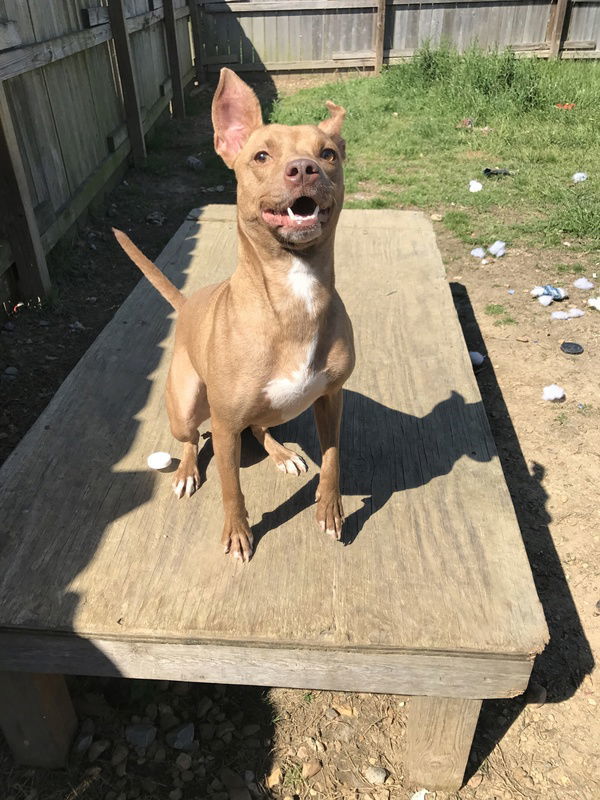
[277,454,308,476]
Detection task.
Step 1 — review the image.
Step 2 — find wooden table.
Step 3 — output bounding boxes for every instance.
[0,207,548,790]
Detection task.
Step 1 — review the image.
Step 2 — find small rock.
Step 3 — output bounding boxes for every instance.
[217,720,235,737]
[153,746,166,762]
[241,723,260,737]
[166,722,195,750]
[111,743,128,766]
[302,760,322,779]
[73,732,93,755]
[88,739,110,762]
[296,745,311,760]
[168,790,182,800]
[430,213,443,222]
[243,770,255,784]
[215,185,225,192]
[146,210,166,226]
[266,766,282,788]
[140,778,156,793]
[197,696,213,718]
[324,707,339,720]
[38,320,50,326]
[176,752,192,771]
[3,321,15,331]
[561,341,584,355]
[219,767,245,788]
[186,155,205,171]
[3,366,18,376]
[332,722,353,743]
[198,722,215,741]
[181,770,194,782]
[333,704,355,717]
[467,772,484,789]
[125,723,157,748]
[364,766,387,785]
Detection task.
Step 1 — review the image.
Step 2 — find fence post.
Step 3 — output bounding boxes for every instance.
[0,80,51,301]
[108,0,147,166]
[548,0,570,58]
[373,0,386,75]
[188,0,206,84]
[163,0,186,119]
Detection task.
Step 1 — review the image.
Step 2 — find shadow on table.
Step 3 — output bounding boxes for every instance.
[450,282,594,781]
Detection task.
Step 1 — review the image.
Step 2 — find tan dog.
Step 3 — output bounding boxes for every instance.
[114,68,355,562]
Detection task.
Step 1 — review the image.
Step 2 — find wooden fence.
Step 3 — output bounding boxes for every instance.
[197,0,600,72]
[0,0,199,303]
[2,1,599,303]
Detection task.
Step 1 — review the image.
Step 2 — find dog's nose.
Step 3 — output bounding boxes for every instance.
[284,158,321,187]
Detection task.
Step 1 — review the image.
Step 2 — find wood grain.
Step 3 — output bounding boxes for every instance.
[406,696,482,790]
[0,207,548,691]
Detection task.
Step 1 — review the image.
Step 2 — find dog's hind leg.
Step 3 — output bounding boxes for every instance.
[251,426,308,476]
[166,348,209,498]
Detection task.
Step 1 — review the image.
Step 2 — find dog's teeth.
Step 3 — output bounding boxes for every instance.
[287,207,294,219]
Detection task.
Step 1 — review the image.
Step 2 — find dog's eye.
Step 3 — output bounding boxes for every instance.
[320,148,336,162]
[254,151,269,163]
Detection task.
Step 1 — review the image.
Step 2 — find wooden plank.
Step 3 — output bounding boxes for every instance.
[373,0,386,73]
[0,5,183,82]
[0,207,548,664]
[206,57,378,71]
[0,672,76,768]
[549,0,571,57]
[406,697,482,791]
[108,0,146,166]
[0,632,534,698]
[0,80,50,299]
[163,0,185,119]
[0,19,21,50]
[205,0,378,11]
[4,70,70,217]
[40,91,171,255]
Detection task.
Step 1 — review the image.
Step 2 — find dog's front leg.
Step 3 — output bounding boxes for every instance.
[313,389,345,541]
[211,418,254,562]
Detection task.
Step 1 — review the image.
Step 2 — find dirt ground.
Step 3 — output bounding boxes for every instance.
[0,77,598,800]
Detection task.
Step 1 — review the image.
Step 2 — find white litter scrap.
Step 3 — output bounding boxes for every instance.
[469,351,485,366]
[469,180,483,192]
[410,791,433,800]
[147,451,172,470]
[538,295,553,307]
[551,308,585,320]
[573,277,595,290]
[572,172,588,183]
[542,384,566,402]
[488,240,506,257]
[588,297,600,310]
[470,247,486,259]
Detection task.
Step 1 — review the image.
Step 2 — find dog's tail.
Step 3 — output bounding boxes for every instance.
[112,228,185,312]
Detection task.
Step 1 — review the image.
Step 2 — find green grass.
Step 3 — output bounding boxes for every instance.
[485,303,507,316]
[271,44,600,251]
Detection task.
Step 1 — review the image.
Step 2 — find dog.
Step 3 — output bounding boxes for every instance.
[113,68,355,562]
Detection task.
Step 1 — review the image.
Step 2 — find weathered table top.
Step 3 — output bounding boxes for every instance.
[0,207,547,697]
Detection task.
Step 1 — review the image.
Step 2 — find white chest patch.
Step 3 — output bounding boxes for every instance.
[264,337,328,421]
[288,257,319,315]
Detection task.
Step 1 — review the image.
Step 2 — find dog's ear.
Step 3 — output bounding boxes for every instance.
[318,100,346,158]
[318,101,346,136]
[212,68,263,168]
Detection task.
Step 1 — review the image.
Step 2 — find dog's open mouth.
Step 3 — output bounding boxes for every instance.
[262,196,331,230]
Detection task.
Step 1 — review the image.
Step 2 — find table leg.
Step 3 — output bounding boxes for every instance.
[405,695,482,791]
[0,672,77,767]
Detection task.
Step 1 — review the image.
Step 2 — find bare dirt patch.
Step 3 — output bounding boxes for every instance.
[1,82,598,800]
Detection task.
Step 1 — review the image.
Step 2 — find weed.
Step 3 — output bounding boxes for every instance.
[485,304,506,316]
[494,315,517,326]
[555,411,568,425]
[556,263,586,274]
[282,762,304,790]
